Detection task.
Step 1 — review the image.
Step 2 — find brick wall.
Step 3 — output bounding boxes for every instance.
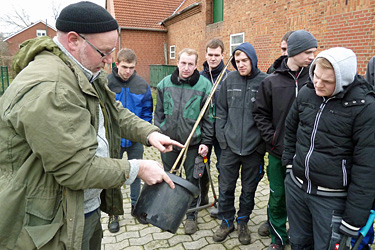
[117,30,168,83]
[164,0,375,75]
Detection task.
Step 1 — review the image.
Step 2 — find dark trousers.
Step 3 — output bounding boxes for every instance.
[285,173,347,250]
[82,209,102,250]
[200,138,222,202]
[218,148,264,224]
[161,146,200,220]
[120,142,144,205]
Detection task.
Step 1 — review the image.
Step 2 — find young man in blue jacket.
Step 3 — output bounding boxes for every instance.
[200,38,230,218]
[107,48,153,232]
[213,42,267,245]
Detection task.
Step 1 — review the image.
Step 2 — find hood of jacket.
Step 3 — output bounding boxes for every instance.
[13,36,68,75]
[231,42,260,77]
[309,47,357,96]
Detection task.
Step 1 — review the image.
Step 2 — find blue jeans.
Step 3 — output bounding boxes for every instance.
[120,142,144,206]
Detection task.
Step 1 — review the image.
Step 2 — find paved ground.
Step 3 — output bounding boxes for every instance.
[100,146,291,250]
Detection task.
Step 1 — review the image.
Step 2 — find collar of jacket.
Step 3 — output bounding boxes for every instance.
[202,60,225,78]
[274,56,309,79]
[112,66,137,84]
[171,68,200,86]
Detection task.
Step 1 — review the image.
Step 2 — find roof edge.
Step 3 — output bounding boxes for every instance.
[159,3,200,26]
[4,20,56,42]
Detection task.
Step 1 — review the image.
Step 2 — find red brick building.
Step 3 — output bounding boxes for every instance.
[161,0,375,75]
[106,0,182,82]
[4,20,56,57]
[110,0,375,77]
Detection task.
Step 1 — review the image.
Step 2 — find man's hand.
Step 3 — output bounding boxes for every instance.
[137,160,175,189]
[198,144,209,157]
[148,131,184,153]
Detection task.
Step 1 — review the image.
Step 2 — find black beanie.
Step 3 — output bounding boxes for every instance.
[287,30,317,57]
[56,1,119,33]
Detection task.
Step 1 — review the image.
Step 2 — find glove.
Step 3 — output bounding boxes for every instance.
[193,155,205,179]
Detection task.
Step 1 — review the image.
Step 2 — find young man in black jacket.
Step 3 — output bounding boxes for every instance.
[199,38,230,218]
[213,42,267,245]
[253,30,317,250]
[283,47,375,250]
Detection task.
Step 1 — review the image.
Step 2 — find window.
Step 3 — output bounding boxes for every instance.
[36,29,47,37]
[230,33,244,55]
[170,45,175,59]
[213,0,224,23]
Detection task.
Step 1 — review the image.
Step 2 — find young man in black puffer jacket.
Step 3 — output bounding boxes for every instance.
[282,47,375,250]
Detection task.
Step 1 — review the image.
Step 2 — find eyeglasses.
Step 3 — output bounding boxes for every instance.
[78,34,116,59]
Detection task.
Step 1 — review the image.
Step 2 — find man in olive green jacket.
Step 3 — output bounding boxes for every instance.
[0,2,181,250]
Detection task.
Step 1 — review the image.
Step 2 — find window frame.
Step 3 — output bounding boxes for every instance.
[170,45,176,59]
[36,29,47,37]
[230,32,245,55]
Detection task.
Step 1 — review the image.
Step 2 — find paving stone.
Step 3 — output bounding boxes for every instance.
[144,239,169,249]
[129,233,153,245]
[139,226,162,237]
[153,231,175,240]
[183,237,208,250]
[158,243,185,250]
[167,234,193,247]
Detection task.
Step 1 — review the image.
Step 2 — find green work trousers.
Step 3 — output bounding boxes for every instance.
[267,154,288,246]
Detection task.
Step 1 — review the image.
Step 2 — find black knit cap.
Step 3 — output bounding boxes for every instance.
[56,1,119,33]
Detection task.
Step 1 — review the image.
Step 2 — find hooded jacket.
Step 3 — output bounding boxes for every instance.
[154,68,214,147]
[0,36,158,249]
[216,42,267,155]
[108,67,153,148]
[282,47,375,234]
[253,55,310,158]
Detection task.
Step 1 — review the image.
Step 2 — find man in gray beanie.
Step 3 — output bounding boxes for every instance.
[0,1,183,250]
[253,29,317,250]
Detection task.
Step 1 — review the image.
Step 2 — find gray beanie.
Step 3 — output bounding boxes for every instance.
[287,30,317,57]
[56,1,118,34]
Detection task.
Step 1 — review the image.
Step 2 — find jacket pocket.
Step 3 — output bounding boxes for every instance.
[24,195,64,249]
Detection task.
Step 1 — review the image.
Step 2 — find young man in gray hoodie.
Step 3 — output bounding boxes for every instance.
[213,42,267,245]
[282,47,375,249]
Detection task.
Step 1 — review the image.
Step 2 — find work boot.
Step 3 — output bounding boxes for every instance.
[268,243,285,250]
[108,215,119,233]
[213,221,234,242]
[210,205,219,219]
[185,219,197,235]
[131,205,135,217]
[258,221,270,236]
[237,222,251,245]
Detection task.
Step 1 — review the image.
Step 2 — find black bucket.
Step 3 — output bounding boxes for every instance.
[133,172,199,234]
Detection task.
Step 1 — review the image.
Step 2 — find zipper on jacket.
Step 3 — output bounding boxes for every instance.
[288,67,304,97]
[304,97,334,193]
[342,159,347,187]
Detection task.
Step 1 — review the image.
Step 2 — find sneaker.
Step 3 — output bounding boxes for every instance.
[213,222,234,242]
[185,219,197,235]
[210,206,219,219]
[258,221,270,237]
[108,215,119,233]
[268,243,284,250]
[238,223,251,245]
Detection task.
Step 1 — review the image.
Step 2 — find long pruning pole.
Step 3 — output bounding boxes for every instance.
[170,56,233,175]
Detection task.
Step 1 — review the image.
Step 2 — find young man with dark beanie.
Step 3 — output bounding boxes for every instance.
[0,2,183,249]
[253,30,317,250]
